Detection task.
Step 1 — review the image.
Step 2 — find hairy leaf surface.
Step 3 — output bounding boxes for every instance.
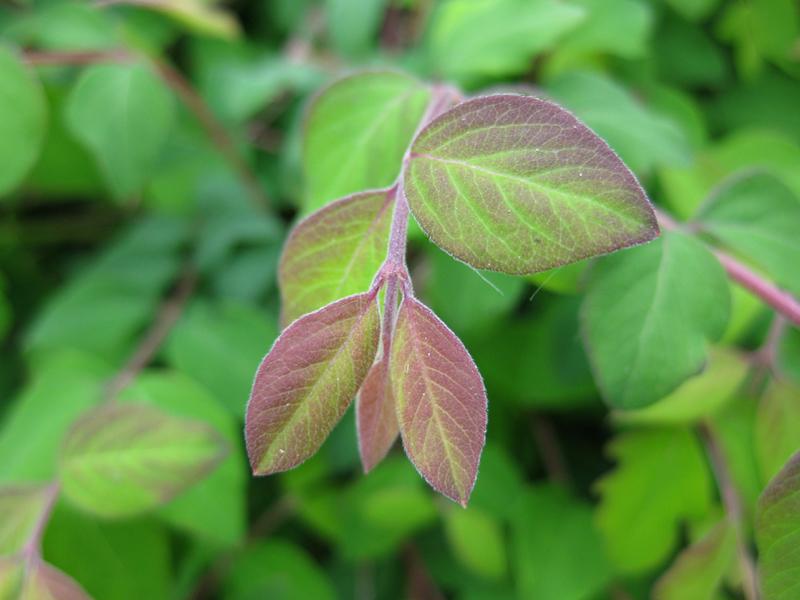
[60,403,227,518]
[756,380,800,483]
[583,231,730,409]
[390,296,487,506]
[303,71,430,210]
[756,450,800,600]
[356,357,399,473]
[0,484,53,555]
[280,189,393,325]
[404,94,658,275]
[246,293,381,475]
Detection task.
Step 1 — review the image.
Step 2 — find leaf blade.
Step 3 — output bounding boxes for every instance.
[356,357,399,473]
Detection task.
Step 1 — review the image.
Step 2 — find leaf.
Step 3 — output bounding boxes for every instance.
[556,0,654,59]
[512,486,612,600]
[18,560,92,600]
[595,428,713,573]
[404,94,658,275]
[444,506,507,580]
[0,484,54,555]
[303,71,430,210]
[756,450,800,600]
[246,292,381,475]
[582,231,730,409]
[131,0,241,39]
[0,558,23,598]
[653,519,736,600]
[326,0,389,57]
[356,357,399,473]
[0,45,47,197]
[66,62,174,199]
[279,189,393,325]
[390,296,487,506]
[59,402,228,518]
[426,0,585,83]
[615,348,748,425]
[756,380,800,483]
[696,172,800,294]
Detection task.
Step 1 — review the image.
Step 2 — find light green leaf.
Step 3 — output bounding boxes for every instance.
[696,172,800,295]
[326,0,389,57]
[4,557,91,600]
[66,62,174,199]
[444,506,507,580]
[583,231,730,409]
[615,348,748,425]
[0,484,54,556]
[555,0,653,59]
[0,45,47,197]
[279,189,393,325]
[133,0,241,39]
[595,428,713,573]
[756,380,800,484]
[303,71,430,210]
[426,0,585,83]
[756,449,800,600]
[653,519,736,600]
[513,486,612,600]
[60,402,228,518]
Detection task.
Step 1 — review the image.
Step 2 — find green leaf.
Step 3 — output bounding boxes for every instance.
[120,372,247,546]
[303,71,430,210]
[583,231,730,409]
[405,94,658,275]
[391,296,487,506]
[555,0,653,59]
[615,348,748,425]
[66,62,174,199]
[595,428,713,573]
[756,380,800,484]
[426,0,585,83]
[223,540,335,600]
[0,45,47,197]
[653,519,736,600]
[2,557,91,600]
[246,292,381,475]
[0,484,54,555]
[134,0,241,39]
[60,402,228,518]
[444,506,507,580]
[756,449,800,600]
[279,189,393,325]
[513,486,612,600]
[778,327,800,385]
[666,0,719,21]
[326,0,389,57]
[0,558,23,598]
[696,172,800,294]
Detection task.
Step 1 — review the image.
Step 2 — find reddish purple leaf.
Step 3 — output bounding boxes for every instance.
[246,292,381,475]
[390,296,487,506]
[356,357,399,473]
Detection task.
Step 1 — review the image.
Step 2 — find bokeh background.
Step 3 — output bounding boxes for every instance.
[1,1,799,599]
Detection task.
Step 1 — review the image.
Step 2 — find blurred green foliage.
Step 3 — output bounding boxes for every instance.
[0,0,799,599]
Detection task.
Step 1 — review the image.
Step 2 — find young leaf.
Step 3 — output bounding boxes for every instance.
[0,45,47,197]
[19,560,92,600]
[303,71,430,210]
[66,63,174,199]
[756,450,800,600]
[696,172,800,294]
[755,380,800,483]
[404,94,658,275]
[59,403,228,518]
[595,428,713,573]
[582,231,730,409]
[0,484,54,555]
[390,296,487,506]
[246,292,381,475]
[356,357,399,473]
[279,189,394,325]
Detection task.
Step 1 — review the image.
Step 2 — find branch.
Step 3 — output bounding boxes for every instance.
[698,423,760,600]
[23,49,131,66]
[530,415,572,489]
[655,209,800,327]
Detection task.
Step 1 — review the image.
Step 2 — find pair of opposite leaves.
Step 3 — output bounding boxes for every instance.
[245,76,658,506]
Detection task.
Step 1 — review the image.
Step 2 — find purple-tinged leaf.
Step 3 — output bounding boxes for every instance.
[0,556,91,600]
[0,484,54,555]
[756,450,800,600]
[247,292,381,475]
[59,403,228,518]
[356,358,399,473]
[404,94,659,275]
[390,296,487,506]
[279,189,394,326]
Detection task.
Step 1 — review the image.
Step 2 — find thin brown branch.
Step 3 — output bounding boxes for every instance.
[23,49,131,66]
[530,415,572,489]
[698,423,759,600]
[104,264,197,401]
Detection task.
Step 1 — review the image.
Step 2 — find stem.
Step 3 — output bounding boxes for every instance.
[698,423,759,600]
[655,208,800,327]
[530,415,572,489]
[21,481,61,561]
[23,49,131,66]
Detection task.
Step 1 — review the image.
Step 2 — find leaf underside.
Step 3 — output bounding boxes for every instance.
[356,357,399,473]
[246,292,381,475]
[390,296,487,506]
[404,93,659,275]
[0,484,52,555]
